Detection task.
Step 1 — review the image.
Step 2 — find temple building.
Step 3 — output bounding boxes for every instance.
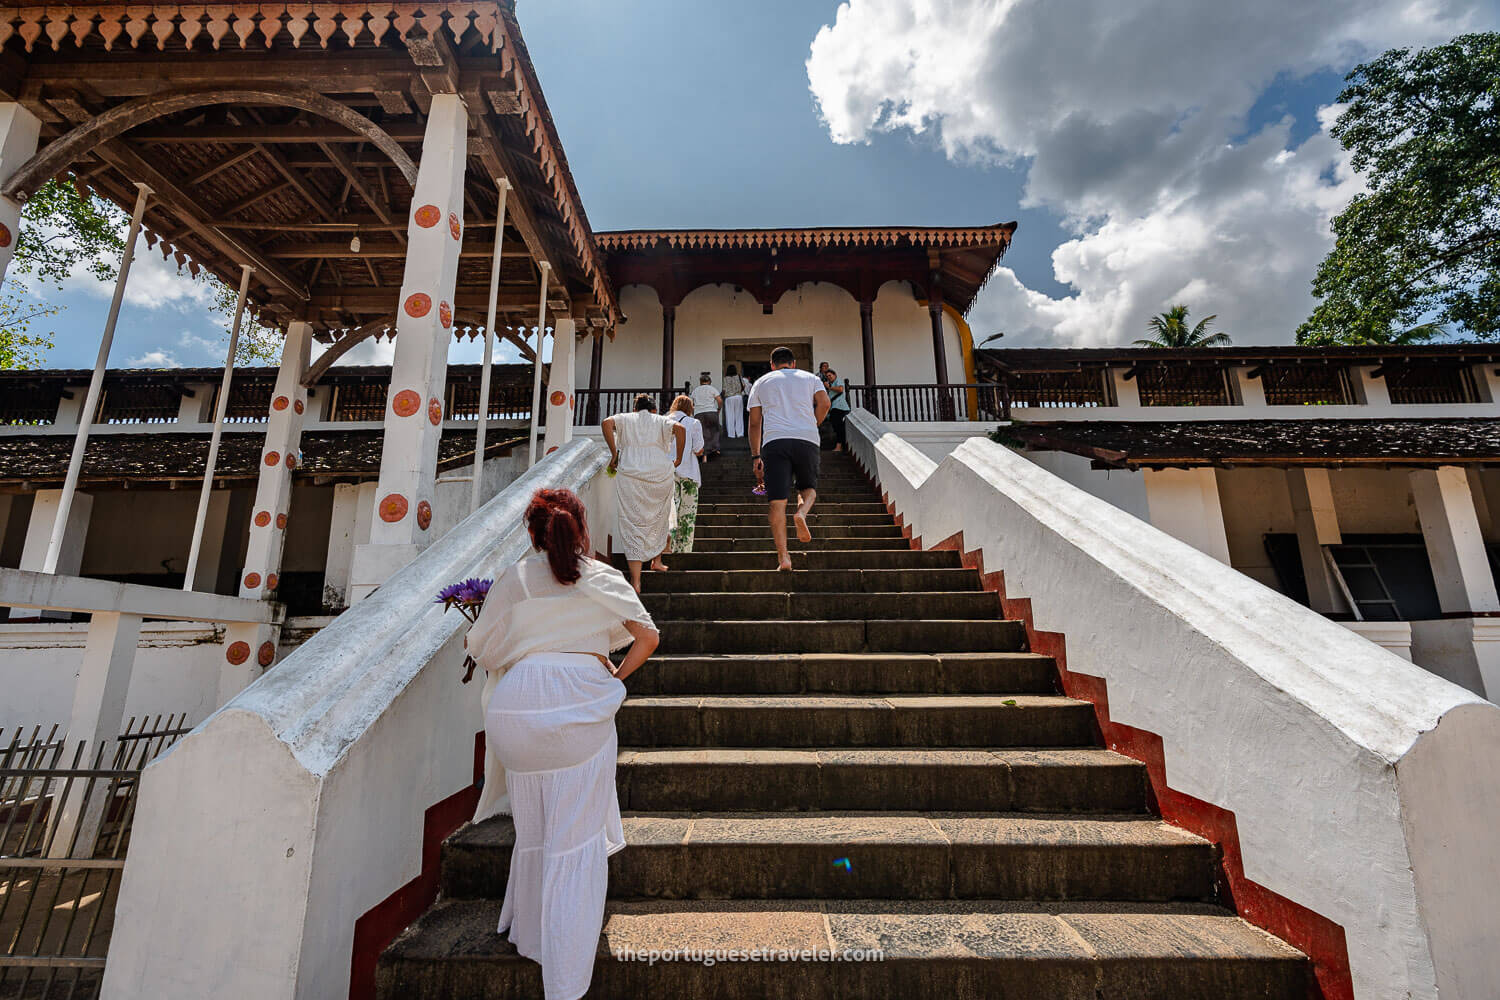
[0,4,1497,1000]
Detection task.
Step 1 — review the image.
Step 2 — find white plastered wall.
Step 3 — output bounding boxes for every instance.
[579,280,963,391]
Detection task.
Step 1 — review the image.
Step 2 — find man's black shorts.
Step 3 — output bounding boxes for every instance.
[762,438,820,502]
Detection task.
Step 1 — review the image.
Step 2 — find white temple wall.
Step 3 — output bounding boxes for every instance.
[1327,470,1422,535]
[583,280,963,391]
[1216,468,1299,590]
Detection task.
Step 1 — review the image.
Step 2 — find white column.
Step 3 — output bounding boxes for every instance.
[1236,368,1267,408]
[542,317,577,458]
[11,489,94,620]
[0,103,41,287]
[472,177,510,514]
[322,482,361,611]
[1411,466,1499,614]
[1110,367,1141,408]
[1287,469,1347,614]
[189,491,232,593]
[1143,467,1231,564]
[175,383,213,424]
[47,611,142,858]
[1354,366,1392,406]
[43,182,151,574]
[349,94,467,601]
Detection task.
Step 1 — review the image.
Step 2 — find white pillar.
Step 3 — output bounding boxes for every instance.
[189,490,233,593]
[473,177,510,514]
[349,94,467,602]
[1236,368,1267,408]
[0,103,41,287]
[1143,467,1231,564]
[322,482,361,611]
[43,182,151,574]
[1110,367,1141,408]
[1411,466,1499,614]
[1355,366,1392,406]
[47,611,142,858]
[542,317,577,458]
[11,489,94,619]
[1287,469,1347,614]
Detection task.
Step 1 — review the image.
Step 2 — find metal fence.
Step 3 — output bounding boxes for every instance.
[1,715,190,1000]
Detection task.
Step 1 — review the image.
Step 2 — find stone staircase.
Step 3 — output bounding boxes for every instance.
[377,452,1310,998]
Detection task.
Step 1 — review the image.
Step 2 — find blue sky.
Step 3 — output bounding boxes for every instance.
[25,0,1498,368]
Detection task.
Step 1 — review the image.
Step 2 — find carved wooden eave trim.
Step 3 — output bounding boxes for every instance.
[596,224,1020,254]
[0,3,504,55]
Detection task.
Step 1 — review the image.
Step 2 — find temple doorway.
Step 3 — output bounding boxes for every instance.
[722,339,813,385]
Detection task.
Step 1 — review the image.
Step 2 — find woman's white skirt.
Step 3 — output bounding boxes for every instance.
[723,394,745,438]
[485,652,628,1000]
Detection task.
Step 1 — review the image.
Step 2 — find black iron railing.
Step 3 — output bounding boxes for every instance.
[0,715,190,1000]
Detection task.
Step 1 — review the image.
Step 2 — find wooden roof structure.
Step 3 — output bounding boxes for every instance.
[598,223,1017,316]
[0,0,619,358]
[1013,419,1500,470]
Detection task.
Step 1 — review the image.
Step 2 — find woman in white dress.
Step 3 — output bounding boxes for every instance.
[722,364,748,438]
[467,487,659,1000]
[601,394,686,592]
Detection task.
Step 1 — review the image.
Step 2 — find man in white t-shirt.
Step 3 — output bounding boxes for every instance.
[748,346,831,571]
[690,374,723,458]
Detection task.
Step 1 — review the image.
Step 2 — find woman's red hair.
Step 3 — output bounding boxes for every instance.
[525,488,591,584]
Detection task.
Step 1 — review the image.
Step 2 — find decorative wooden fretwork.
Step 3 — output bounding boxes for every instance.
[1134,365,1237,407]
[0,384,62,425]
[1384,364,1480,405]
[94,383,181,423]
[1007,368,1113,408]
[1256,365,1355,406]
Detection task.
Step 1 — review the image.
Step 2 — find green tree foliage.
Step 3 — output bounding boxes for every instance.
[1134,305,1232,348]
[1299,33,1500,345]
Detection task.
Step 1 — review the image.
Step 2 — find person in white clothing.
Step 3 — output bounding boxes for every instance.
[466,487,659,1000]
[690,374,723,457]
[721,365,748,438]
[748,346,830,571]
[602,394,687,592]
[666,395,706,553]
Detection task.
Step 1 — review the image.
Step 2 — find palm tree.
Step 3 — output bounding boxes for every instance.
[1134,305,1232,348]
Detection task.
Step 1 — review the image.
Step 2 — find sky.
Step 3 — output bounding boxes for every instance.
[25,0,1500,370]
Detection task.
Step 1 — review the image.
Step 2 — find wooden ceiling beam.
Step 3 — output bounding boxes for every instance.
[317,141,402,244]
[267,243,530,260]
[221,178,292,216]
[95,141,309,301]
[186,147,261,186]
[125,123,427,144]
[307,286,553,310]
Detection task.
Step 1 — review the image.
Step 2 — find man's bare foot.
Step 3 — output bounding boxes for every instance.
[650,559,669,572]
[777,559,794,572]
[793,512,812,543]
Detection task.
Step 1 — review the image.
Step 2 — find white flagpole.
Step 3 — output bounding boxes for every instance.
[527,260,551,467]
[183,263,253,590]
[472,178,510,513]
[44,181,152,574]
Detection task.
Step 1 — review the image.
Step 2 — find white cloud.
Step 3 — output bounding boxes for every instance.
[61,233,217,312]
[126,349,182,368]
[806,0,1489,345]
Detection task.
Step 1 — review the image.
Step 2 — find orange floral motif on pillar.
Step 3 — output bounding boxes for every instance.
[392,389,422,417]
[294,399,305,414]
[438,301,453,329]
[254,511,271,527]
[0,224,12,249]
[414,204,442,228]
[379,494,409,522]
[244,572,262,589]
[428,398,443,425]
[272,396,289,411]
[276,513,288,530]
[257,642,276,667]
[449,213,462,241]
[550,390,565,407]
[404,293,432,318]
[416,500,432,530]
[264,451,280,466]
[266,574,279,591]
[226,641,250,665]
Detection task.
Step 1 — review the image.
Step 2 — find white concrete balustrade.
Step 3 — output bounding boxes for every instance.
[101,437,616,1000]
[846,408,1500,1000]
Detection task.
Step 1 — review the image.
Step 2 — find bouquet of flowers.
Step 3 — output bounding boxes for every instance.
[435,578,492,683]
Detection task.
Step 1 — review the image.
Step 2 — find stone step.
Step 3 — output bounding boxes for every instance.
[616,748,1147,813]
[702,501,890,514]
[623,653,1059,696]
[653,619,1027,654]
[695,512,898,526]
[640,592,1001,622]
[378,899,1309,1000]
[439,813,1218,902]
[639,568,981,594]
[694,524,905,539]
[616,695,1092,747]
[615,550,961,572]
[691,537,909,552]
